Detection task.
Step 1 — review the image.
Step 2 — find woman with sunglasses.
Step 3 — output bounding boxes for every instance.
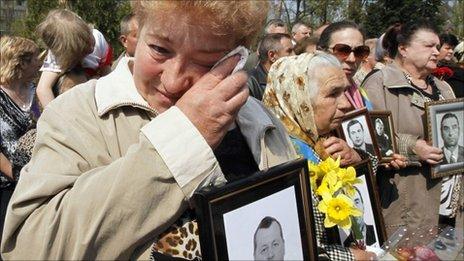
[362,22,458,235]
[317,21,372,110]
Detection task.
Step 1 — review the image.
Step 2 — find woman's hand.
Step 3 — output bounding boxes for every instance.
[350,248,377,260]
[381,153,408,170]
[323,137,362,166]
[413,139,443,165]
[177,55,248,149]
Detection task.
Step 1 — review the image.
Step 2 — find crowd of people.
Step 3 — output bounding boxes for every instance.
[1,1,463,260]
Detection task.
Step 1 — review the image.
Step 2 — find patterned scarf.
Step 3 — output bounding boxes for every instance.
[263,52,330,160]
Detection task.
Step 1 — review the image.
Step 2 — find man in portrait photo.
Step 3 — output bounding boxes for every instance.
[347,119,375,155]
[253,216,285,260]
[440,112,464,165]
[344,187,376,247]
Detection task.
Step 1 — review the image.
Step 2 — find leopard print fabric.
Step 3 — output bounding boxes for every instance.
[150,210,201,260]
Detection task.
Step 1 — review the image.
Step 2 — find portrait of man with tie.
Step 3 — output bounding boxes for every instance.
[440,112,464,165]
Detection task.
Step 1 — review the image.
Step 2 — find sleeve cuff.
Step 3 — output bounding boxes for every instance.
[141,106,226,198]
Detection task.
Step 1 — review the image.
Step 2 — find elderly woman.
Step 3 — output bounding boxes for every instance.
[263,52,376,261]
[2,1,296,260]
[317,21,372,110]
[0,36,41,237]
[362,22,459,234]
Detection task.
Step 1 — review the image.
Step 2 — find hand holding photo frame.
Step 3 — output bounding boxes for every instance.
[337,108,382,160]
[369,111,399,163]
[326,160,387,250]
[425,98,464,178]
[193,159,317,261]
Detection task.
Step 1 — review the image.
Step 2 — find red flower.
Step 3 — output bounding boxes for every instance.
[432,67,454,79]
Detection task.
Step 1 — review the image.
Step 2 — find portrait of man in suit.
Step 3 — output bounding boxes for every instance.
[344,187,376,247]
[347,119,375,155]
[440,112,464,165]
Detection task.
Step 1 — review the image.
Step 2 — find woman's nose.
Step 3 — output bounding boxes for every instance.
[160,58,192,96]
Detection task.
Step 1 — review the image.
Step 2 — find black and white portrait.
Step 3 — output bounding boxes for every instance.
[222,186,303,260]
[373,117,394,157]
[426,98,464,178]
[342,115,375,156]
[438,112,464,165]
[339,176,380,248]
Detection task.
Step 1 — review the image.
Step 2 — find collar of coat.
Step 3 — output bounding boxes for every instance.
[94,57,278,165]
[380,62,455,107]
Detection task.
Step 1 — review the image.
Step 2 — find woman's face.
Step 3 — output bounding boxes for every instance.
[132,12,235,113]
[313,66,351,135]
[21,51,41,82]
[375,120,384,135]
[401,30,440,72]
[438,43,455,61]
[327,28,364,81]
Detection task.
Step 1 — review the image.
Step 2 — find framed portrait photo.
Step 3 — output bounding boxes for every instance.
[328,160,387,249]
[337,108,381,159]
[193,159,317,261]
[425,98,464,178]
[369,111,399,163]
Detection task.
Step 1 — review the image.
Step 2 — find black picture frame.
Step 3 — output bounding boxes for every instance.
[337,108,381,159]
[193,159,317,261]
[326,160,387,248]
[369,111,399,163]
[425,98,464,178]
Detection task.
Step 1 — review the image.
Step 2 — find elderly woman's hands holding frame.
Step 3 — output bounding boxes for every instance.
[323,136,362,167]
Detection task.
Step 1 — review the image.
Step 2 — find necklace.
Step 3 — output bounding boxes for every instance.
[0,85,32,110]
[402,71,430,90]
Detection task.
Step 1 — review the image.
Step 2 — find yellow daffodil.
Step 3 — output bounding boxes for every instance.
[317,193,362,229]
[338,167,362,197]
[309,157,341,188]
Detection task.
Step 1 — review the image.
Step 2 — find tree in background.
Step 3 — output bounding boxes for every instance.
[12,0,131,58]
[363,0,445,38]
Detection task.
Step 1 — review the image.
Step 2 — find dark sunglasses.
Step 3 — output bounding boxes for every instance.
[331,44,370,60]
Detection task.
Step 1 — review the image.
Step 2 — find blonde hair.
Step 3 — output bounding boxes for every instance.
[36,9,93,72]
[131,0,269,48]
[0,36,39,85]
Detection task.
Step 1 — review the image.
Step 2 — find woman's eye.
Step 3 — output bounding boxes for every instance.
[149,44,169,55]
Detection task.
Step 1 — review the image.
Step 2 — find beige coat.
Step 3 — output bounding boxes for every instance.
[362,62,456,235]
[1,59,296,260]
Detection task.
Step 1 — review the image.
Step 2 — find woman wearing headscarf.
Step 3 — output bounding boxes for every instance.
[263,51,382,261]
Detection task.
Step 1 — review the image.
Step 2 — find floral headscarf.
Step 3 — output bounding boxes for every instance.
[263,52,330,159]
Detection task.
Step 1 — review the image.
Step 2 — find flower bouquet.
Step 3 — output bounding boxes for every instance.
[309,157,365,245]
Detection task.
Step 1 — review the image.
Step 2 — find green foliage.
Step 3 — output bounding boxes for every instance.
[362,0,445,38]
[11,0,59,41]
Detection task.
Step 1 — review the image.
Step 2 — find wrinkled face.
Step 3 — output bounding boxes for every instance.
[254,222,285,260]
[348,122,364,147]
[275,37,295,60]
[313,66,351,135]
[441,116,460,147]
[438,43,455,61]
[133,12,235,113]
[294,25,311,43]
[401,30,440,72]
[125,19,139,57]
[375,120,384,135]
[328,28,364,80]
